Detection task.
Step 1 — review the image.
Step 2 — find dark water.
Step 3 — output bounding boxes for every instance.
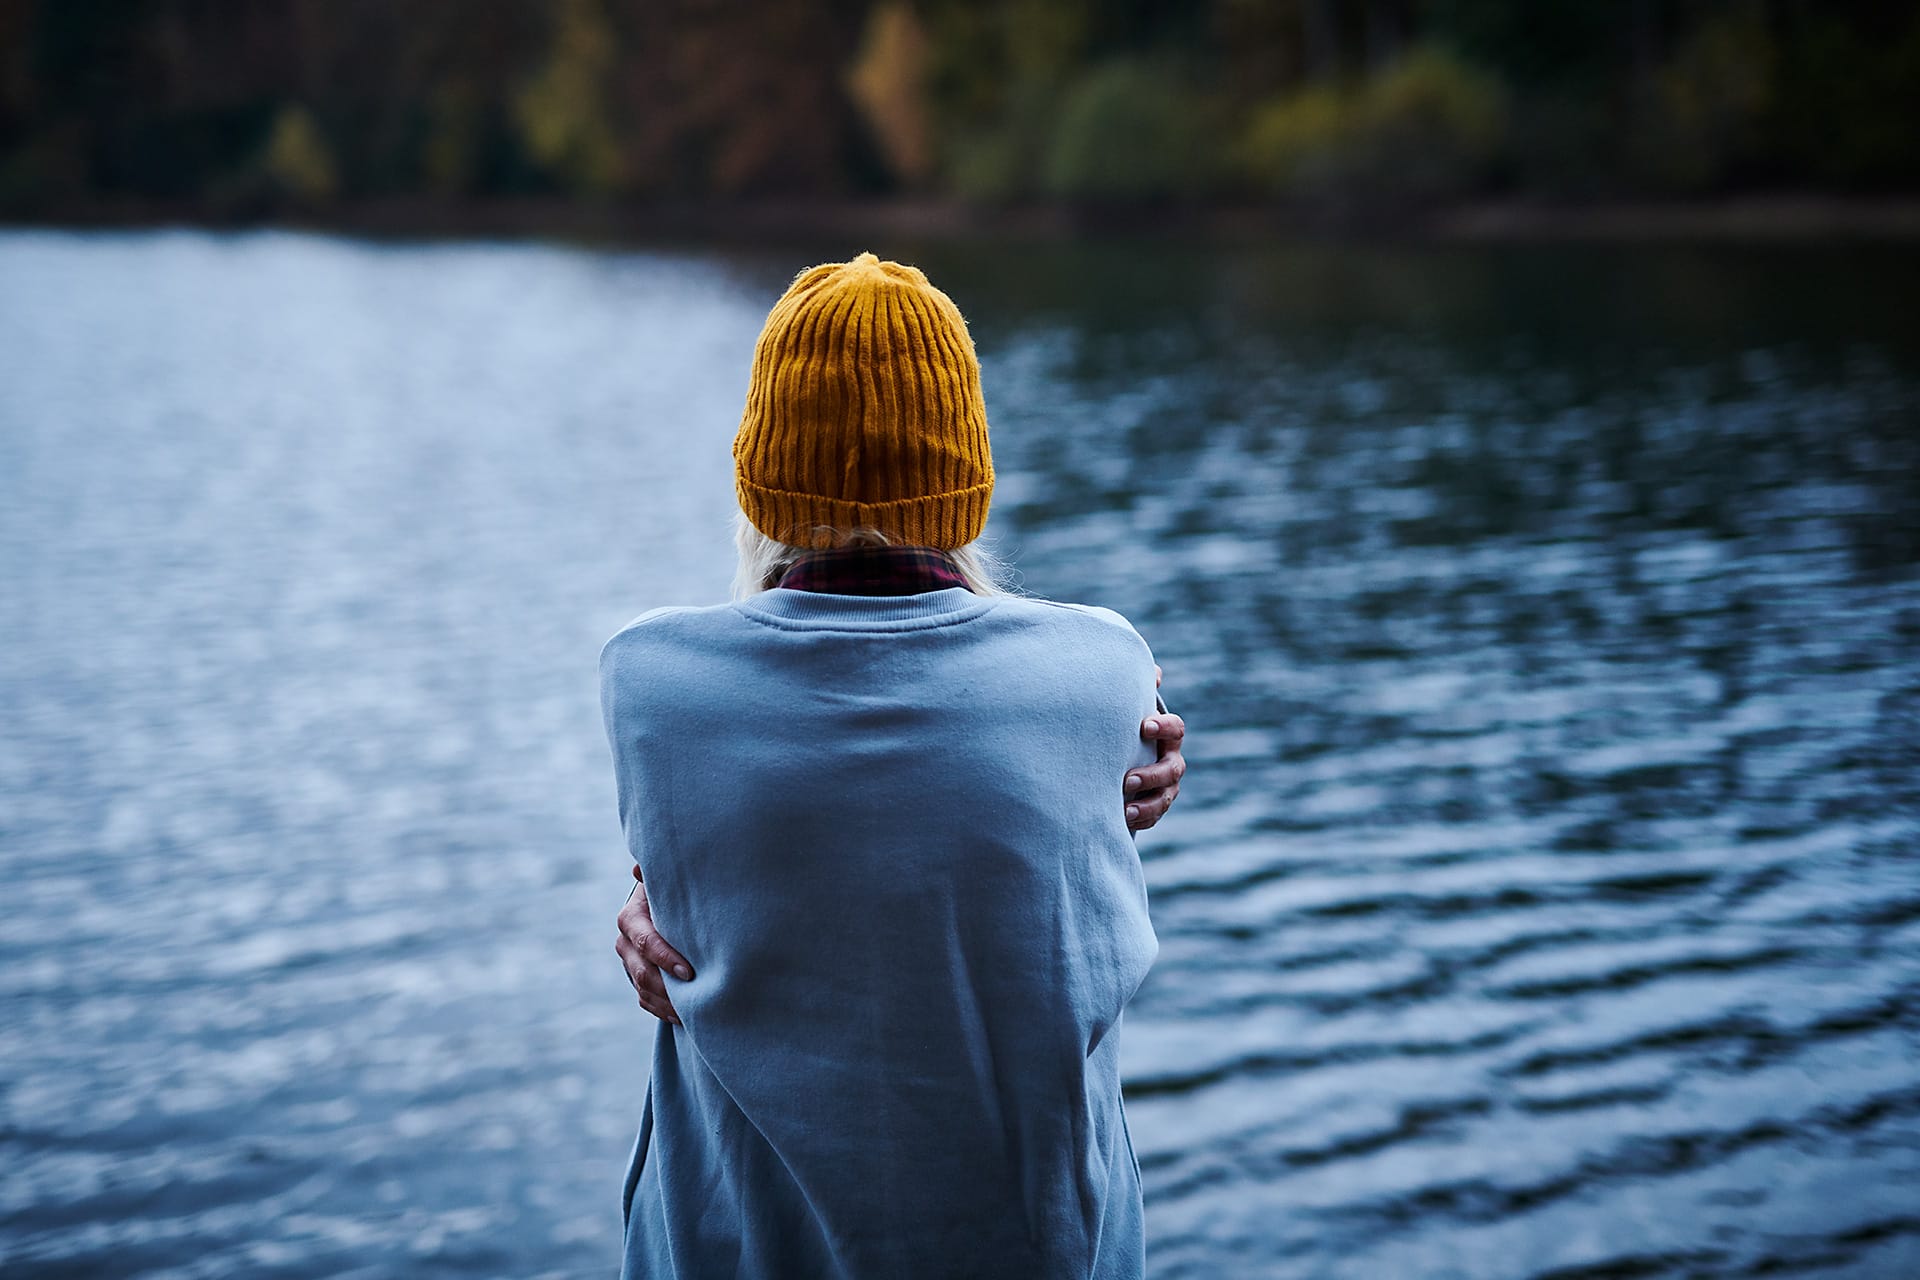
[1,231,1916,1279]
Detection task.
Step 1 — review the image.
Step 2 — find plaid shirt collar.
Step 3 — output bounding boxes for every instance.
[776,544,973,596]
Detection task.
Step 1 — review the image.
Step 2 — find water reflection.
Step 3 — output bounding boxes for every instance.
[0,231,1915,1278]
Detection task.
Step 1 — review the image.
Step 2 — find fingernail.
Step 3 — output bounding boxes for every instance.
[1126,774,1142,792]
[674,964,692,980]
[1126,805,1140,821]
[1143,719,1159,734]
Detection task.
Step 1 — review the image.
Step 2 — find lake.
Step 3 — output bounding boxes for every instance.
[1,230,1916,1278]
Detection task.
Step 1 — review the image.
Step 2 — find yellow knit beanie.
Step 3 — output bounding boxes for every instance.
[733,252,993,550]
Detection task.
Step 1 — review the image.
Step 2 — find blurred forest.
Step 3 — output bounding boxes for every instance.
[1,0,1917,224]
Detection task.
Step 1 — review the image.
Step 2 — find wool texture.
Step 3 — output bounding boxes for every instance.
[733,252,994,550]
[600,587,1161,1279]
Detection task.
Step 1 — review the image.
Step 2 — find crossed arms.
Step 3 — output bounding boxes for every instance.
[614,666,1188,1026]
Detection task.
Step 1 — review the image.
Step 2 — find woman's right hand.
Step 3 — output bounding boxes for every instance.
[1126,665,1185,832]
[616,872,691,1026]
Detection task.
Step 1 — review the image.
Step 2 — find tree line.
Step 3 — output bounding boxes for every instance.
[0,0,1914,219]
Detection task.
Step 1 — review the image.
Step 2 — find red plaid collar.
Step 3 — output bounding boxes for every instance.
[776,544,973,596]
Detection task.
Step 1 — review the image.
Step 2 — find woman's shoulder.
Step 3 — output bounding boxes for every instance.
[996,595,1155,662]
[1017,596,1140,632]
[598,602,733,671]
[1003,595,1146,637]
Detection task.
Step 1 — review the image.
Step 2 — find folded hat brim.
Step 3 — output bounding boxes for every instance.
[734,474,994,551]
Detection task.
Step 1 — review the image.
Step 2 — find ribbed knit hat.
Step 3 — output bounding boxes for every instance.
[733,252,993,550]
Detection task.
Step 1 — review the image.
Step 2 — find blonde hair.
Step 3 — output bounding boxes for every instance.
[730,510,1016,601]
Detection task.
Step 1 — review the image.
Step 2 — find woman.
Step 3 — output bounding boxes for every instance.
[600,253,1175,1279]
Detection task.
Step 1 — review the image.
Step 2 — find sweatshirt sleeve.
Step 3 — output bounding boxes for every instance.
[1060,601,1164,721]
[598,626,660,880]
[598,607,703,878]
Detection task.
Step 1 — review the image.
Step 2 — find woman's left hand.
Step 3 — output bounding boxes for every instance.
[616,874,690,1026]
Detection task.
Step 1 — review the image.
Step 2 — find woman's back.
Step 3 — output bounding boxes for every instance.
[600,584,1160,1279]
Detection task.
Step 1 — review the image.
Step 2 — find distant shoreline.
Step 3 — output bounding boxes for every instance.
[8,194,1920,247]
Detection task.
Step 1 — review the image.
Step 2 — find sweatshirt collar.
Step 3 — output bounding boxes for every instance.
[736,584,995,631]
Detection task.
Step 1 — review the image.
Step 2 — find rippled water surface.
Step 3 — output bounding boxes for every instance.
[1,231,1917,1279]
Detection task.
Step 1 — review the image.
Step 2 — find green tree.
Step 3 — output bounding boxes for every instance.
[847,2,936,188]
[514,0,626,194]
[261,104,338,202]
[1044,60,1205,203]
[1241,46,1506,208]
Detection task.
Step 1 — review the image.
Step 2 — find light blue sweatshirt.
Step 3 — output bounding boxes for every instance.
[599,585,1161,1279]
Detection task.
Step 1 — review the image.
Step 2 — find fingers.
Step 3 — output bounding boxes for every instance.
[1127,710,1186,832]
[1125,751,1186,798]
[614,930,682,1025]
[1154,664,1163,689]
[619,882,695,982]
[616,880,690,1026]
[1126,779,1180,831]
[1139,711,1185,754]
[1126,711,1187,797]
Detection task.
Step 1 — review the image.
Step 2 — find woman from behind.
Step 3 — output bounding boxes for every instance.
[599,252,1164,1279]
